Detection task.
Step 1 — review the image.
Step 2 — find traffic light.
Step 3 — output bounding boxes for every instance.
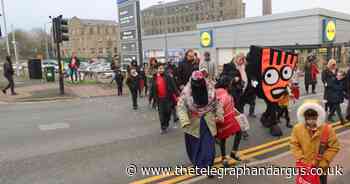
[53,15,69,43]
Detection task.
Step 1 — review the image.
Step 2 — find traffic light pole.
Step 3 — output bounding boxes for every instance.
[56,40,64,95]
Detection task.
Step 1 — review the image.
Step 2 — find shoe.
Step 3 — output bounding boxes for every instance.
[2,89,6,94]
[173,123,178,129]
[160,129,168,135]
[242,131,249,140]
[312,91,316,94]
[249,114,257,118]
[11,92,17,96]
[133,106,138,110]
[230,152,242,161]
[286,122,293,128]
[222,158,230,168]
[341,120,347,125]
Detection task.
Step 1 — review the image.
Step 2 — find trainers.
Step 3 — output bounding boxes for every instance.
[230,152,242,161]
[249,114,257,118]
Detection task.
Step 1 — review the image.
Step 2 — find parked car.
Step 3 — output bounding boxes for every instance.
[42,60,59,72]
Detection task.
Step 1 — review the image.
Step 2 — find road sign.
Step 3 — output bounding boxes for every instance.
[121,42,137,52]
[119,4,136,27]
[121,29,137,40]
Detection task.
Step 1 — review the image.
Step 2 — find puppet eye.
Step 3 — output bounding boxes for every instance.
[281,66,293,80]
[264,68,279,85]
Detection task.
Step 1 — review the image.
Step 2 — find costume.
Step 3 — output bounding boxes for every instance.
[246,46,298,136]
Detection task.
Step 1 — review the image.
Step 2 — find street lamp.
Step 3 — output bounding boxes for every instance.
[1,0,10,56]
[158,1,168,62]
[43,21,53,60]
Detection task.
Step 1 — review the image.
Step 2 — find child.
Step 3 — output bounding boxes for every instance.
[215,75,242,167]
[277,88,293,128]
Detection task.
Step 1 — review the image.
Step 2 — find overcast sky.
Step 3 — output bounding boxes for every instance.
[0,0,350,31]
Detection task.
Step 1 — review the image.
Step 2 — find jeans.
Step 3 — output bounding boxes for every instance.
[158,98,172,130]
[130,89,138,108]
[328,103,345,123]
[3,75,15,94]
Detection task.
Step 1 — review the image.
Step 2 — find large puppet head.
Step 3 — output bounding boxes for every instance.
[247,46,298,103]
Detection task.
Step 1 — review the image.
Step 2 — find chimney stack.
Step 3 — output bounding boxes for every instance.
[263,0,272,16]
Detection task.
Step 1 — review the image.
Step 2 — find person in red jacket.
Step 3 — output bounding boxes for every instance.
[150,64,179,134]
[215,75,242,167]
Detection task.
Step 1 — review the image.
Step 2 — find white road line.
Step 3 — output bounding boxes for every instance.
[38,123,70,131]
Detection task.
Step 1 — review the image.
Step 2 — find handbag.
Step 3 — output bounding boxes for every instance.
[233,107,250,131]
[295,124,331,184]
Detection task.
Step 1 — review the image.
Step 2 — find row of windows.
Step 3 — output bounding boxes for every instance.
[70,26,118,36]
[76,47,118,54]
[146,25,194,35]
[143,11,224,26]
[142,0,225,17]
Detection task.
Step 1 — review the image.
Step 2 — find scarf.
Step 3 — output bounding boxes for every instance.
[181,78,217,117]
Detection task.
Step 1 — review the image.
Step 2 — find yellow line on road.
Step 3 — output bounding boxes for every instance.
[130,122,344,184]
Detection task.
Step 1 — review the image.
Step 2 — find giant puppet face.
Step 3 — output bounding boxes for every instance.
[247,46,298,103]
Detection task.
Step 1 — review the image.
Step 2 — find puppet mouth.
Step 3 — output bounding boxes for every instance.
[271,88,286,99]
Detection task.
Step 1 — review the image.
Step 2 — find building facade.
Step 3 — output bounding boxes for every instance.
[141,0,245,36]
[61,17,120,59]
[142,8,350,68]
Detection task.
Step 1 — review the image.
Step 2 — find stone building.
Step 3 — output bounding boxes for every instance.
[141,0,245,36]
[61,17,120,59]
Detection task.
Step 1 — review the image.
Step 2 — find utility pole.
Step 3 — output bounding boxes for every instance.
[44,22,50,59]
[11,25,19,76]
[1,0,10,56]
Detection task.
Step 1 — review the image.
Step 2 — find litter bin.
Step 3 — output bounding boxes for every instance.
[45,66,55,82]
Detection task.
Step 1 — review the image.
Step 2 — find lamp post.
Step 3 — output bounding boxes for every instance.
[158,1,168,62]
[1,0,10,56]
[43,21,52,60]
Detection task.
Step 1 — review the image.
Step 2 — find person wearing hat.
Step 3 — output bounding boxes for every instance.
[304,54,319,95]
[2,56,16,95]
[126,68,140,110]
[290,100,340,184]
[177,71,224,176]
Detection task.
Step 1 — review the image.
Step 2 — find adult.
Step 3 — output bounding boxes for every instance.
[147,58,159,108]
[150,64,179,134]
[199,52,216,80]
[290,100,340,184]
[177,49,199,90]
[2,56,16,95]
[69,54,80,83]
[177,71,223,176]
[346,64,350,121]
[326,71,347,124]
[304,54,319,94]
[322,59,338,113]
[126,68,140,110]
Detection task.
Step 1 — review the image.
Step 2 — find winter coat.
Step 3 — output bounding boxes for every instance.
[215,88,241,140]
[177,59,199,87]
[177,80,224,138]
[150,73,179,104]
[220,63,244,104]
[126,75,139,91]
[322,68,338,100]
[115,72,124,86]
[3,62,14,77]
[327,78,346,104]
[291,101,340,170]
[304,63,318,85]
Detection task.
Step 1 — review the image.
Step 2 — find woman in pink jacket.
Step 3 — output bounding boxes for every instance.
[215,75,242,167]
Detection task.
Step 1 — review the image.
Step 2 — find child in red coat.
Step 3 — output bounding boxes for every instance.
[215,76,242,167]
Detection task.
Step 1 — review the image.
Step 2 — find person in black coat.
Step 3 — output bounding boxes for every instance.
[177,49,199,90]
[126,68,140,110]
[327,71,346,124]
[2,56,16,95]
[115,70,124,96]
[322,59,338,113]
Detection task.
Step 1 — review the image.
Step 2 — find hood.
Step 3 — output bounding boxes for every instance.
[297,100,326,127]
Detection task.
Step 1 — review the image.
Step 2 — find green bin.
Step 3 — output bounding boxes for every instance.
[45,66,55,82]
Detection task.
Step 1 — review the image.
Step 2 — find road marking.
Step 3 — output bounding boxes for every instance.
[131,122,345,184]
[38,123,70,131]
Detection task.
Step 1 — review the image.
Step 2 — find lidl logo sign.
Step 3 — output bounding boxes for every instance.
[200,30,213,48]
[323,19,336,42]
